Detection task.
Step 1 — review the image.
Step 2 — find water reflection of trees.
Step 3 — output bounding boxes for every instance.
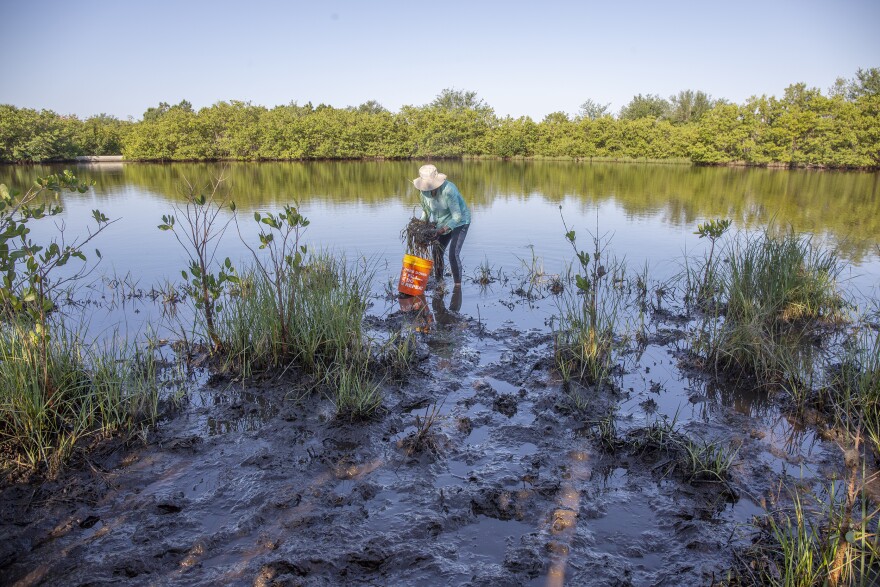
[2,161,878,259]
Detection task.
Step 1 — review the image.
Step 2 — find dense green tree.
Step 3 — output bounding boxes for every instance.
[490,116,537,158]
[142,101,171,122]
[668,90,714,124]
[535,112,580,157]
[850,67,880,99]
[353,100,388,115]
[202,101,267,159]
[74,114,128,155]
[689,103,753,163]
[0,106,79,162]
[256,103,312,159]
[855,93,880,166]
[578,99,611,121]
[618,94,670,120]
[430,88,492,114]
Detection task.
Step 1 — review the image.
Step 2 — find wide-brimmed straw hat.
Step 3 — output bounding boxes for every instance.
[413,164,447,191]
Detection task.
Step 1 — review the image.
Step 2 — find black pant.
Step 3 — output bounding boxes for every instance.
[433,224,469,283]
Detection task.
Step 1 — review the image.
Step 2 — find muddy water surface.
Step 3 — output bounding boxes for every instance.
[0,306,852,586]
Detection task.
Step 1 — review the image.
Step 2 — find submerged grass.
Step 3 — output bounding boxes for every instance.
[830,328,880,463]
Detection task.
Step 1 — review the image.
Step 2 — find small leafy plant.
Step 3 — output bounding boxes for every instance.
[158,177,238,352]
[238,203,309,356]
[694,217,731,300]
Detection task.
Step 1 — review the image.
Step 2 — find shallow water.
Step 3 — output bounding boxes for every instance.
[2,161,879,337]
[1,161,879,585]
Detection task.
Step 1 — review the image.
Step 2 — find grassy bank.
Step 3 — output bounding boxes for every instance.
[0,319,160,474]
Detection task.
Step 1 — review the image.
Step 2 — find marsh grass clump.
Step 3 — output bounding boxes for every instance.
[679,437,739,483]
[623,413,738,487]
[218,252,372,378]
[626,413,681,458]
[697,229,848,385]
[513,245,560,301]
[553,213,628,388]
[474,257,497,287]
[398,402,444,457]
[218,238,382,419]
[724,231,846,326]
[330,353,383,421]
[733,473,880,587]
[0,171,160,474]
[592,410,622,452]
[376,328,421,382]
[555,321,616,387]
[0,320,160,473]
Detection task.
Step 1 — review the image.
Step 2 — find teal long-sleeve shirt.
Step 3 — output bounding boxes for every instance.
[419,180,471,230]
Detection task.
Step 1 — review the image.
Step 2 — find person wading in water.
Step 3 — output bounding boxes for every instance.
[412,164,471,289]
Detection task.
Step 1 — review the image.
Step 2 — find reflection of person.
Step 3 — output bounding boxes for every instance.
[413,164,471,286]
[432,286,463,325]
[450,285,462,312]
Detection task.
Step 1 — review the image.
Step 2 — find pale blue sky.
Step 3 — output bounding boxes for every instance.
[1,0,878,120]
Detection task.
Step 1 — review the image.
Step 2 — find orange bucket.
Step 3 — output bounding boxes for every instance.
[398,254,433,296]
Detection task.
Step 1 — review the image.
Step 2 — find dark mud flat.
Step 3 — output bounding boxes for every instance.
[0,305,850,586]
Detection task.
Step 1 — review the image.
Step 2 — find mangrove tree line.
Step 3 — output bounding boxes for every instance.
[0,68,877,168]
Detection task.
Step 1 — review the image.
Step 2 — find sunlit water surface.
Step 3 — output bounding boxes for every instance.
[3,160,877,341]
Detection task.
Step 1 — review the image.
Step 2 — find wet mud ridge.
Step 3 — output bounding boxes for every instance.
[0,311,849,586]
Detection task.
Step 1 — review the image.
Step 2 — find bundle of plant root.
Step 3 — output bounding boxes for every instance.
[401,217,438,258]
